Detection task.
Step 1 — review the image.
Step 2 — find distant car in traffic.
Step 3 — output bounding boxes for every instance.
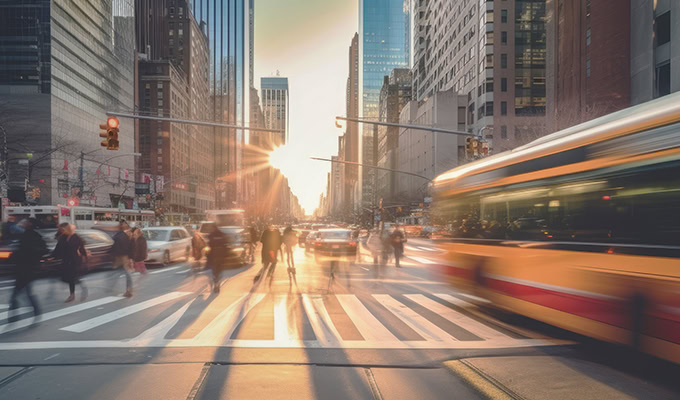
[143,227,192,265]
[305,231,318,253]
[0,229,115,278]
[313,229,357,264]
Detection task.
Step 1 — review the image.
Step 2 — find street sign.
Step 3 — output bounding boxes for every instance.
[1,197,8,207]
[135,182,150,195]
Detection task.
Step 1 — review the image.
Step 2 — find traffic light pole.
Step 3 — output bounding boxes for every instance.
[106,111,284,133]
[335,116,479,137]
[310,157,432,181]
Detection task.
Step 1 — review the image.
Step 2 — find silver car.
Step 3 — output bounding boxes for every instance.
[143,227,192,265]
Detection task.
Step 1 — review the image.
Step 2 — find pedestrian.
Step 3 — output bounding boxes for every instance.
[110,220,133,297]
[254,225,282,287]
[191,230,206,270]
[390,225,406,268]
[247,225,258,263]
[53,223,89,303]
[129,228,148,274]
[206,223,227,293]
[282,225,297,273]
[7,218,47,322]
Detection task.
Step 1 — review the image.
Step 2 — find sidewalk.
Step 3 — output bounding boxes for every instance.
[444,355,679,400]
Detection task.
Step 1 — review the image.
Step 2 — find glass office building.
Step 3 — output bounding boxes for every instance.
[358,0,410,206]
[190,0,253,206]
[0,0,135,206]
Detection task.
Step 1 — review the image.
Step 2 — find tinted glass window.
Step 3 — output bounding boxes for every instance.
[320,231,352,240]
[144,230,170,241]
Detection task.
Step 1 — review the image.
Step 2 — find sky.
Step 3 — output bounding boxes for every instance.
[255,0,358,214]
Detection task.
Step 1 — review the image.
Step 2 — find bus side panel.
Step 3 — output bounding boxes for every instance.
[436,242,680,361]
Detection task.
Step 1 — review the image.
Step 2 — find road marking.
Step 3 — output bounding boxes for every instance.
[43,353,60,361]
[457,292,492,304]
[0,287,12,291]
[335,295,399,342]
[0,304,9,309]
[0,296,123,335]
[417,246,438,252]
[149,266,183,274]
[175,268,192,274]
[273,295,299,342]
[405,294,510,340]
[373,294,456,342]
[405,245,419,251]
[409,256,438,265]
[195,293,266,344]
[0,280,14,284]
[0,307,33,321]
[433,293,478,309]
[360,266,369,271]
[133,298,196,345]
[60,292,191,333]
[302,294,342,345]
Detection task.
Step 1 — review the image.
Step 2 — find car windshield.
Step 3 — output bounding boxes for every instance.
[143,229,169,242]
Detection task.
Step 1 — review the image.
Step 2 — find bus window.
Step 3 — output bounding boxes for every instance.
[35,213,58,229]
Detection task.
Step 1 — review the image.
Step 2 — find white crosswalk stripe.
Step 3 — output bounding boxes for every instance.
[0,292,571,350]
[60,292,191,333]
[0,307,34,321]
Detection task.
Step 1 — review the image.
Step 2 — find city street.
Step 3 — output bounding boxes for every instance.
[1,243,678,399]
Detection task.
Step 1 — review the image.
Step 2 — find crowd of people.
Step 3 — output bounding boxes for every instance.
[5,220,147,323]
[5,218,410,323]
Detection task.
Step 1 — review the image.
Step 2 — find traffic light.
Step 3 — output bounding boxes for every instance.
[99,117,120,150]
[67,197,80,207]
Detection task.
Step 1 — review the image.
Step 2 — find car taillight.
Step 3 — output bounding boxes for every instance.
[315,241,322,247]
[349,241,357,247]
[0,251,11,259]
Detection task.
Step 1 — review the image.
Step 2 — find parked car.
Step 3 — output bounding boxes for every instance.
[0,229,115,278]
[313,229,358,264]
[143,227,192,265]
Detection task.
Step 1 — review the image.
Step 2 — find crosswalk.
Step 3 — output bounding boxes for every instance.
[0,291,569,351]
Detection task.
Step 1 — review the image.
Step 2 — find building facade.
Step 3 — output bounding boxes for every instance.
[359,0,410,208]
[345,33,360,214]
[0,0,136,207]
[136,0,215,218]
[397,89,466,203]
[546,0,631,132]
[191,0,253,208]
[377,68,411,204]
[412,0,547,154]
[261,77,289,146]
[630,0,680,105]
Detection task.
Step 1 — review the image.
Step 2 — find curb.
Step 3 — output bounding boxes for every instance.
[443,360,523,400]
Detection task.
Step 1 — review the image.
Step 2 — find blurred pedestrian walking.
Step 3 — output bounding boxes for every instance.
[191,230,206,271]
[206,223,227,293]
[7,218,47,322]
[53,223,89,303]
[254,225,282,288]
[390,225,406,268]
[129,228,148,275]
[110,220,133,297]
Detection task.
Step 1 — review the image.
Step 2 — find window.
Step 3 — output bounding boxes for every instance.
[501,31,508,45]
[501,78,508,92]
[586,59,591,78]
[656,62,671,98]
[486,101,494,116]
[655,11,671,47]
[501,125,508,139]
[501,53,508,68]
[501,101,508,116]
[501,9,508,23]
[586,28,591,46]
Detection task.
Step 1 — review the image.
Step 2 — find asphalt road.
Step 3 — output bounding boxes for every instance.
[0,240,678,399]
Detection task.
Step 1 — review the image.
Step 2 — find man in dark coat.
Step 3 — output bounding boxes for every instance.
[110,220,133,297]
[8,218,47,322]
[254,225,282,287]
[206,223,227,293]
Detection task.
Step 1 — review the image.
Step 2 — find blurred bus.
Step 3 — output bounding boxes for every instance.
[432,92,680,363]
[3,205,155,229]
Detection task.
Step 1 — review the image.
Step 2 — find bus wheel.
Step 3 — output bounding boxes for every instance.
[630,293,647,350]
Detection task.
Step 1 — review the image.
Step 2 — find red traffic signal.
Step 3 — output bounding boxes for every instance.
[99,117,120,150]
[67,197,80,207]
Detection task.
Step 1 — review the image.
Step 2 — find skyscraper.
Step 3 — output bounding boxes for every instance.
[0,0,135,206]
[261,77,289,146]
[345,33,360,213]
[359,0,410,209]
[190,0,253,207]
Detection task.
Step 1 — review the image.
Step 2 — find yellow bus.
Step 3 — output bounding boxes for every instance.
[432,92,680,363]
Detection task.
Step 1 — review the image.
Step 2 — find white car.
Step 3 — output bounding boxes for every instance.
[143,227,192,265]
